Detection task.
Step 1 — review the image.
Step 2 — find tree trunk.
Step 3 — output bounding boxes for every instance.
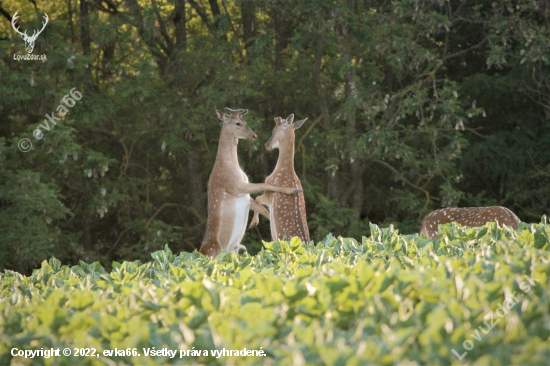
[82,210,92,250]
[208,0,227,41]
[312,32,337,198]
[274,17,288,72]
[187,152,205,219]
[79,0,94,90]
[79,0,91,56]
[241,0,256,50]
[174,0,187,50]
[343,0,363,218]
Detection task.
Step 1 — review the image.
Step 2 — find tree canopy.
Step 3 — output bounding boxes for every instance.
[1,0,549,273]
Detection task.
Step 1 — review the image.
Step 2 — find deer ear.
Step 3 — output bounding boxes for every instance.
[216,110,229,122]
[293,118,307,129]
[285,114,295,124]
[274,117,283,124]
[241,109,248,115]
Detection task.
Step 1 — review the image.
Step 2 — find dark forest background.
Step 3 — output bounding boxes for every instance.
[1,0,549,274]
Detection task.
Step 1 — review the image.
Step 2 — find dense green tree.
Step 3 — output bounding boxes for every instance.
[1,0,549,273]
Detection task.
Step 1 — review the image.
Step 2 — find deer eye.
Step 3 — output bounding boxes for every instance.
[236,123,242,126]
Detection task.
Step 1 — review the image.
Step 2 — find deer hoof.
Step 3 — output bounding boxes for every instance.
[293,189,302,195]
[249,217,259,228]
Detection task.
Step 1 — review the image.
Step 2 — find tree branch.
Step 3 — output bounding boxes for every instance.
[150,0,174,53]
[126,0,168,62]
[146,203,204,227]
[188,0,213,32]
[0,3,15,24]
[427,37,489,77]
[371,159,432,218]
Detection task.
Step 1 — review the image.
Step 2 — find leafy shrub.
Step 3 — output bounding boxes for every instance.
[1,220,549,365]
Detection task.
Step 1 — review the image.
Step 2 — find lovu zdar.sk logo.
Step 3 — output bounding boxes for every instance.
[12,10,48,61]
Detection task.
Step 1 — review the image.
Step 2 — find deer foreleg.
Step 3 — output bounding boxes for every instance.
[236,182,301,196]
[251,196,270,218]
[249,195,269,228]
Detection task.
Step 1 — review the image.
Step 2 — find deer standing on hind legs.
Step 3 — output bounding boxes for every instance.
[250,114,310,244]
[199,108,302,258]
[420,206,520,239]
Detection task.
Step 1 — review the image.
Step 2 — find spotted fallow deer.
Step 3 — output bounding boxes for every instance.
[420,206,520,239]
[199,108,302,257]
[250,114,310,243]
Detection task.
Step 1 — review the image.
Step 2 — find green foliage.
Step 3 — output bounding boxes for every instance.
[1,0,549,273]
[0,138,73,272]
[1,221,550,365]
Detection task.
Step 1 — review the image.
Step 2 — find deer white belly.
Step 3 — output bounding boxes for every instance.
[226,194,250,253]
[226,170,251,253]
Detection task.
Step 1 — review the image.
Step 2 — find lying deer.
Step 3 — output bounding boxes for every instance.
[199,108,302,257]
[250,114,310,244]
[420,206,520,239]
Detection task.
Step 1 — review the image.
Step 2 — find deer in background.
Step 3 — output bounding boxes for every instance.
[199,108,302,257]
[250,114,310,244]
[420,206,520,239]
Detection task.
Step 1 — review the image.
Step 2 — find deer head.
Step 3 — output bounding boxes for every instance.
[12,11,48,54]
[265,114,307,150]
[216,107,257,140]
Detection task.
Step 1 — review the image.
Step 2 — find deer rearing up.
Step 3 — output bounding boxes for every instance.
[12,11,48,54]
[250,114,310,244]
[420,206,520,239]
[199,108,302,257]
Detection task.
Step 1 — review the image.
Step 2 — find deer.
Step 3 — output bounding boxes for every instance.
[199,108,302,257]
[420,206,520,239]
[250,114,310,244]
[12,11,48,54]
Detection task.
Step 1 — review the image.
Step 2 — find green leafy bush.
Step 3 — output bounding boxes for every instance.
[1,220,549,365]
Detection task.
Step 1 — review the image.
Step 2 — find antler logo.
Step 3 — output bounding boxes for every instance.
[12,11,48,54]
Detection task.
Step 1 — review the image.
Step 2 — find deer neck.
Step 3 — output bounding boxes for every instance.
[216,127,240,167]
[274,132,295,173]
